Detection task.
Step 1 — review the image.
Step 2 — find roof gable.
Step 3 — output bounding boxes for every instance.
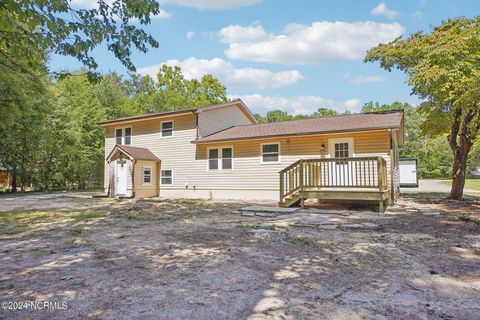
[107,145,160,162]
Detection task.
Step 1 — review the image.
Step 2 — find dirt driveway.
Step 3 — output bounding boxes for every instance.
[0,193,479,319]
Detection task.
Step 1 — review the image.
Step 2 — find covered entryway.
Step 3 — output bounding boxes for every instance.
[106,145,160,198]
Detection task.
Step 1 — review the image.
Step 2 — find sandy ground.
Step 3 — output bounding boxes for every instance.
[0,193,479,320]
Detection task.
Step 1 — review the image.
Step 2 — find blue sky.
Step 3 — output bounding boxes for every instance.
[51,0,479,115]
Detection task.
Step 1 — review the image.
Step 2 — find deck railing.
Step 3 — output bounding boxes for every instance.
[279,156,387,204]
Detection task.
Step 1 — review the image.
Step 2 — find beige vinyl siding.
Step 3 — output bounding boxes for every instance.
[195,130,392,191]
[103,110,393,199]
[198,104,253,137]
[104,113,199,193]
[134,160,159,198]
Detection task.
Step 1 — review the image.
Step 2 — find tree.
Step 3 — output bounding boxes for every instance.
[134,65,228,113]
[0,0,160,75]
[365,17,480,199]
[312,107,338,117]
[361,101,453,179]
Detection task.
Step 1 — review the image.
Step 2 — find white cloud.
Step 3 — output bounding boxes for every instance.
[412,10,424,19]
[371,3,399,19]
[217,24,269,44]
[344,72,387,84]
[221,21,404,64]
[137,57,303,89]
[186,31,195,40]
[159,0,261,10]
[234,94,361,115]
[70,0,170,19]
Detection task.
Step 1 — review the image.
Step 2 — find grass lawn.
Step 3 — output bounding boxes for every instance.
[440,179,480,191]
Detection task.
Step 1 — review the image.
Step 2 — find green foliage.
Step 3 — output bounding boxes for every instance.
[361,101,454,178]
[0,0,160,74]
[0,65,229,191]
[254,107,345,123]
[365,17,480,199]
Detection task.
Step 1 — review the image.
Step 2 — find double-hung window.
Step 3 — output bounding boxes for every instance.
[261,143,280,163]
[208,147,233,171]
[115,127,132,145]
[161,121,173,137]
[161,170,172,185]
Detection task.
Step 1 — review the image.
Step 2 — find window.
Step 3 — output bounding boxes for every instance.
[261,143,280,163]
[208,149,219,170]
[124,128,131,145]
[143,166,152,185]
[115,127,131,145]
[334,143,349,158]
[161,170,172,185]
[208,147,233,171]
[161,121,173,137]
[116,128,122,145]
[222,148,232,170]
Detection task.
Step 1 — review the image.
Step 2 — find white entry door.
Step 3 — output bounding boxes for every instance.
[328,138,355,186]
[116,160,128,195]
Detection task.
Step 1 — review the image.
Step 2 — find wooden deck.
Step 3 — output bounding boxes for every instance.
[279,157,389,212]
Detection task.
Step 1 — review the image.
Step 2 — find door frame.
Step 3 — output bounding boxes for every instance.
[115,160,128,195]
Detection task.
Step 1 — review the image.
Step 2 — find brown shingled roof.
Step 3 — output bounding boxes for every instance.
[107,145,160,161]
[194,111,403,143]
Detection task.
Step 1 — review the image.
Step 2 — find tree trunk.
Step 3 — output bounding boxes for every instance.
[11,166,17,193]
[447,108,476,200]
[449,148,468,199]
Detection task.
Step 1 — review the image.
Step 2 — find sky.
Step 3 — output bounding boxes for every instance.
[50,0,479,115]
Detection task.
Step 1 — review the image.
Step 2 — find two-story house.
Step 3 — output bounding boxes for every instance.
[99,99,404,211]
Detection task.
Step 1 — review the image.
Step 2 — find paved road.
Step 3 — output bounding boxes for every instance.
[0,191,97,211]
[402,179,479,194]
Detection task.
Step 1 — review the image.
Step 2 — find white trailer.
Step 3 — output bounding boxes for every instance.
[399,158,418,188]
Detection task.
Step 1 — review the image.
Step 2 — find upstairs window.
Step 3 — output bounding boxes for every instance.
[115,127,131,145]
[143,166,152,185]
[116,128,122,145]
[208,147,233,171]
[124,128,131,145]
[261,143,280,163]
[161,121,173,137]
[161,170,172,185]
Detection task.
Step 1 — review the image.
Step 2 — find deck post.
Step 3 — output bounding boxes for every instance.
[279,171,284,204]
[377,157,384,191]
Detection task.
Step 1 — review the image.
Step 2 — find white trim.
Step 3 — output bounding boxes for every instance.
[142,165,152,186]
[260,142,281,164]
[114,126,133,145]
[160,120,174,138]
[207,146,234,172]
[328,137,355,158]
[160,169,173,186]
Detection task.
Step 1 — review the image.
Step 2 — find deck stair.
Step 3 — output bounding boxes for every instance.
[279,157,389,212]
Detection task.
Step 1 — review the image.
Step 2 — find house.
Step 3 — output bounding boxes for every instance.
[99,99,404,211]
